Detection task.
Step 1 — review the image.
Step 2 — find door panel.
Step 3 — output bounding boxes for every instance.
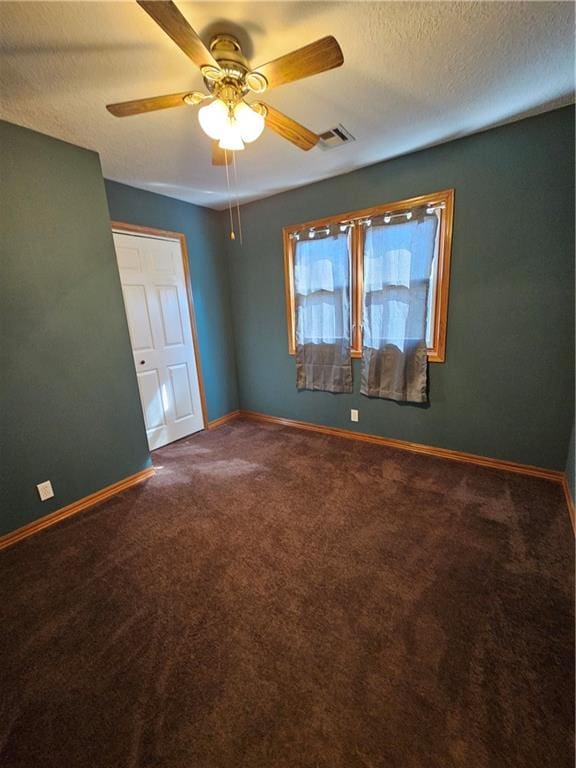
[116,245,142,271]
[113,231,204,450]
[137,369,166,431]
[168,363,194,421]
[153,250,176,273]
[122,284,154,351]
[158,285,185,346]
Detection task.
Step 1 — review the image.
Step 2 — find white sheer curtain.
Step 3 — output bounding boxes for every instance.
[294,233,350,345]
[293,231,353,392]
[361,213,438,402]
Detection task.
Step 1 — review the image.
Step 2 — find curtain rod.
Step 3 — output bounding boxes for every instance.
[290,202,445,240]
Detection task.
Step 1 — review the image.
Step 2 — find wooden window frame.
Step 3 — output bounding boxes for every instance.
[283,188,454,363]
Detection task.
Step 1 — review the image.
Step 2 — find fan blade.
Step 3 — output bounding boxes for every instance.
[258,103,319,150]
[137,0,219,70]
[251,36,343,90]
[212,141,231,166]
[107,92,193,117]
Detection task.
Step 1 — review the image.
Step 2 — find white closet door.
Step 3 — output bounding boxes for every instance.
[113,231,204,450]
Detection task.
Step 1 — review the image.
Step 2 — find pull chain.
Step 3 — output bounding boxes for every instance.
[232,151,243,246]
[224,149,235,241]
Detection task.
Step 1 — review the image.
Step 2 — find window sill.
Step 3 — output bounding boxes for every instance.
[288,349,445,363]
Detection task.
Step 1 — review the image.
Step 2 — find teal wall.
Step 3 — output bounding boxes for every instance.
[104,181,238,422]
[0,122,151,536]
[226,106,575,471]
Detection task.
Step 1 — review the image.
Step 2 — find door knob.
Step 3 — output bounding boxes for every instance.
[140,360,146,365]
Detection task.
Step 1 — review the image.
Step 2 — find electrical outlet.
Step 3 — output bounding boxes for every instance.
[350,409,359,423]
[37,480,54,501]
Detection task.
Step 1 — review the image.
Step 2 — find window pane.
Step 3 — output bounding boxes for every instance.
[362,216,438,351]
[294,233,351,346]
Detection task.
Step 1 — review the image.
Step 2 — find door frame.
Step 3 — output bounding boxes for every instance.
[111,220,209,431]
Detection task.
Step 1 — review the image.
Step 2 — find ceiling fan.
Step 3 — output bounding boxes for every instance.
[106,1,344,166]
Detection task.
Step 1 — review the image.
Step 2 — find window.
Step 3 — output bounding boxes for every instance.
[283,189,454,362]
[293,229,351,347]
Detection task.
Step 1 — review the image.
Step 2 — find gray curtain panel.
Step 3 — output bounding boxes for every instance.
[360,211,439,402]
[294,229,353,393]
[296,341,353,393]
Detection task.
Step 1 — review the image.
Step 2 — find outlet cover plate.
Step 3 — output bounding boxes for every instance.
[351,409,359,423]
[37,480,54,501]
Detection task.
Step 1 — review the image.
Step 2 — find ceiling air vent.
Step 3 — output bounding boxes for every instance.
[318,124,355,150]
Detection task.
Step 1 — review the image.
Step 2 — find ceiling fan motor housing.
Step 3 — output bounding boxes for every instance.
[204,35,247,80]
[202,34,268,98]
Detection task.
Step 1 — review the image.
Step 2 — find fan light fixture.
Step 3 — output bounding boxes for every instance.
[106,3,344,242]
[198,99,265,150]
[106,3,344,168]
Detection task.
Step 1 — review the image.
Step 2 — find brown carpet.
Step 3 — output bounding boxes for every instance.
[0,419,573,768]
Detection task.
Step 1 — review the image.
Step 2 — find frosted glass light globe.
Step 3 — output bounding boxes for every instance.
[218,123,245,151]
[198,99,230,140]
[234,101,265,143]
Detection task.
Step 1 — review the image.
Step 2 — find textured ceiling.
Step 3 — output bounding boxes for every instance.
[1,1,574,209]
